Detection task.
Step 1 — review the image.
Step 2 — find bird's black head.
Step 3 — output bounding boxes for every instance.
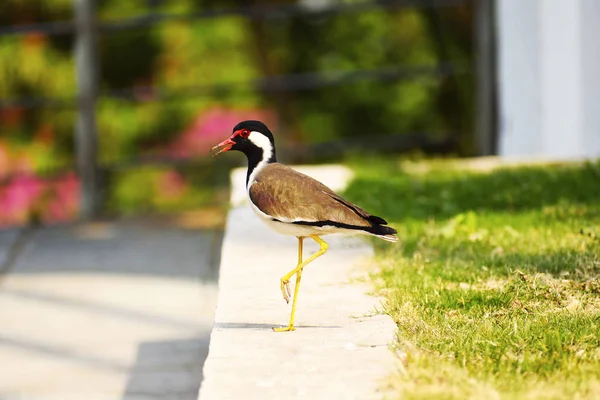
[232,120,275,146]
[211,120,276,163]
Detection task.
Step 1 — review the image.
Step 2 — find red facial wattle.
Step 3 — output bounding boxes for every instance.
[210,129,251,157]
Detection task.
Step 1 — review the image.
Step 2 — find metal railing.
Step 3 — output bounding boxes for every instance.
[0,0,496,219]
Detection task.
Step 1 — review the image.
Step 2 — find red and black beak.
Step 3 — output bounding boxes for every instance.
[210,137,235,157]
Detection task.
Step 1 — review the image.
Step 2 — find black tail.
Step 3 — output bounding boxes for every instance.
[367,219,398,243]
[367,214,386,225]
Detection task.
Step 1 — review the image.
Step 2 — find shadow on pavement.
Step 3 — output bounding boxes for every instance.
[1,287,202,330]
[122,335,211,400]
[0,333,127,373]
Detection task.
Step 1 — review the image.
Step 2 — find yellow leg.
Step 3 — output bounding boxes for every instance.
[274,235,328,332]
[279,236,303,304]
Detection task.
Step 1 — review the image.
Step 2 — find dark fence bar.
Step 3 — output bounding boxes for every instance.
[475,0,497,156]
[74,0,101,219]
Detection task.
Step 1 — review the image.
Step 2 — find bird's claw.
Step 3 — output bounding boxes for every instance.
[280,279,291,304]
[273,324,296,332]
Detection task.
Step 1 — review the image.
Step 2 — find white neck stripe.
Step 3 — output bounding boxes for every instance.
[246,131,273,189]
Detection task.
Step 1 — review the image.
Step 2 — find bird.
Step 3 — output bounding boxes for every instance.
[211,120,397,332]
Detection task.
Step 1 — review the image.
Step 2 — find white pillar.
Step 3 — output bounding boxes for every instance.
[496,0,600,159]
[582,0,600,156]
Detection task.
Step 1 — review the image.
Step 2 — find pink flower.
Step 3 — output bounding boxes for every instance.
[0,174,45,226]
[42,173,80,224]
[0,142,9,178]
[0,171,81,228]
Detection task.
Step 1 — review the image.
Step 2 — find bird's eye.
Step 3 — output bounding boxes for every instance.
[240,130,250,138]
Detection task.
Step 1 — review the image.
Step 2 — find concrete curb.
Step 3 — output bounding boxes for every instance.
[198,165,397,400]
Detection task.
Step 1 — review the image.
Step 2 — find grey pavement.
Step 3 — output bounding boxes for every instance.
[0,218,221,400]
[199,166,397,400]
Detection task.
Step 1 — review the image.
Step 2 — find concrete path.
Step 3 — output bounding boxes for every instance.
[199,166,397,400]
[0,218,221,400]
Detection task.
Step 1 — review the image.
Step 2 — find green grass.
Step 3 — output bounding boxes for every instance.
[343,157,600,399]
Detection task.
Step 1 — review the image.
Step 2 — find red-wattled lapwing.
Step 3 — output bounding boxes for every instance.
[212,120,397,332]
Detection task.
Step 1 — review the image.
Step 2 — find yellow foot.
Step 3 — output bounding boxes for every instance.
[273,325,295,332]
[280,279,291,303]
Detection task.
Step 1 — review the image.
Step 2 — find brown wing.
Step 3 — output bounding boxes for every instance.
[248,163,378,227]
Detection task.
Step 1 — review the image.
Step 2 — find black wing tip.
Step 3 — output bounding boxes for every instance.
[370,224,397,236]
[368,215,388,225]
[370,224,398,243]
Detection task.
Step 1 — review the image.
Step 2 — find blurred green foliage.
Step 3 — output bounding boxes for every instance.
[0,0,474,225]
